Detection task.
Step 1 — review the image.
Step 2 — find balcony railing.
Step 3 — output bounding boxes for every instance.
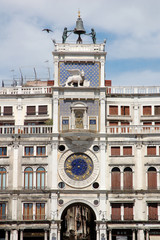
[0,124,160,135]
[107,86,160,95]
[0,87,52,95]
[0,125,53,135]
[106,125,160,135]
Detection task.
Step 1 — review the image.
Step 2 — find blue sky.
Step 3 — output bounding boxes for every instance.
[0,0,160,86]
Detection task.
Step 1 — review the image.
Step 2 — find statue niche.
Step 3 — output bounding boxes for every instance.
[75,111,83,129]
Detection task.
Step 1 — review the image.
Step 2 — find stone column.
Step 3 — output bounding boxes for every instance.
[100,60,105,87]
[54,60,59,87]
[10,230,18,240]
[108,229,112,240]
[49,224,58,240]
[96,224,100,240]
[52,92,59,133]
[12,144,19,190]
[12,194,18,221]
[136,143,143,190]
[100,94,106,134]
[137,229,145,240]
[146,230,149,240]
[44,230,47,240]
[132,230,136,240]
[5,231,9,240]
[120,169,123,190]
[20,230,23,240]
[99,223,107,240]
[100,142,107,189]
[51,142,58,189]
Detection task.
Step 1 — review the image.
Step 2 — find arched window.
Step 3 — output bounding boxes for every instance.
[0,168,6,190]
[124,167,133,190]
[148,167,157,190]
[24,167,33,189]
[36,167,45,189]
[111,167,120,190]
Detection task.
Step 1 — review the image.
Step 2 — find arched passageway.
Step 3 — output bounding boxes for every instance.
[61,202,96,240]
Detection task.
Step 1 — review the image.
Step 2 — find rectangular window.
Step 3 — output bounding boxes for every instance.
[36,203,45,220]
[27,106,36,115]
[147,146,156,156]
[109,106,118,115]
[143,106,151,115]
[0,147,7,156]
[155,106,160,115]
[89,118,97,131]
[38,105,47,115]
[121,106,130,115]
[23,203,33,220]
[3,106,12,116]
[111,203,121,220]
[123,146,132,156]
[37,146,46,156]
[124,203,133,220]
[24,147,34,156]
[148,203,158,220]
[0,203,6,220]
[111,147,120,156]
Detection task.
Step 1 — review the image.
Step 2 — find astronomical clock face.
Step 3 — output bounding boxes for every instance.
[64,153,93,181]
[58,150,99,188]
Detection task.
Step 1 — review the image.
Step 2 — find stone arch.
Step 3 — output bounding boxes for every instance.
[60,200,97,240]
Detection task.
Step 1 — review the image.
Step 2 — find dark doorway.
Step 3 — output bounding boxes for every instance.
[23,229,44,240]
[61,203,96,240]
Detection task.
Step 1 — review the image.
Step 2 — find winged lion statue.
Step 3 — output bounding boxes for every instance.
[65,69,85,87]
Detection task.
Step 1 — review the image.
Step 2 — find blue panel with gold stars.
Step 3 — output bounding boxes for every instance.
[59,62,100,87]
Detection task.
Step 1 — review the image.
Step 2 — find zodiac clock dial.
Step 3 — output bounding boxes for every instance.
[64,153,93,181]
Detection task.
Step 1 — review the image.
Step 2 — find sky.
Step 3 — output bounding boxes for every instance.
[0,0,160,86]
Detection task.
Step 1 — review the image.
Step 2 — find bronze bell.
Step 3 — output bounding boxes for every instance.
[74,11,86,43]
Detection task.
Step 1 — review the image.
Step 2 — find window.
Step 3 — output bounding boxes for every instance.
[148,203,158,220]
[3,106,12,116]
[155,106,160,115]
[38,105,47,115]
[36,146,46,156]
[121,106,129,115]
[24,167,33,189]
[36,203,45,220]
[24,147,33,156]
[148,167,157,190]
[124,203,133,220]
[109,106,118,115]
[111,147,120,156]
[0,168,6,190]
[111,203,121,220]
[123,146,132,156]
[147,146,156,156]
[143,106,151,116]
[23,203,33,220]
[27,106,36,115]
[0,147,7,156]
[0,203,6,220]
[123,167,133,190]
[111,167,121,190]
[36,167,45,189]
[89,118,97,131]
